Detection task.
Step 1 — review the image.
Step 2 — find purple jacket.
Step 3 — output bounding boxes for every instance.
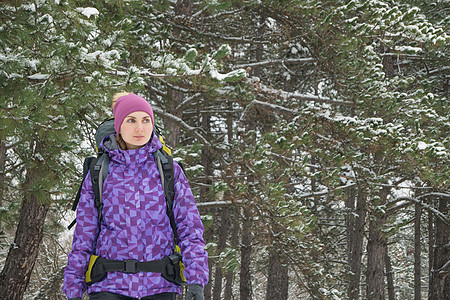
[63,134,208,299]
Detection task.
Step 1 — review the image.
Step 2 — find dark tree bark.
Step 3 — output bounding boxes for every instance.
[385,247,395,300]
[414,202,421,300]
[224,207,239,300]
[366,190,388,300]
[203,222,213,300]
[240,208,252,300]
[346,188,366,300]
[165,87,183,148]
[252,15,266,78]
[366,218,386,300]
[175,0,193,15]
[428,201,435,300]
[212,207,230,300]
[382,52,395,78]
[265,248,288,300]
[429,196,449,300]
[0,166,50,299]
[0,140,7,209]
[199,105,215,300]
[223,102,237,300]
[165,0,193,147]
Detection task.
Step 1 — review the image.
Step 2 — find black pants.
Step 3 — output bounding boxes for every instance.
[90,292,177,300]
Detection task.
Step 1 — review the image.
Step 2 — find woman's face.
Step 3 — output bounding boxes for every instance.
[119,111,153,150]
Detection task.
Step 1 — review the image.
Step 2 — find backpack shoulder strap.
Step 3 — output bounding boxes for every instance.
[89,153,110,226]
[68,156,96,230]
[153,149,178,244]
[71,157,96,210]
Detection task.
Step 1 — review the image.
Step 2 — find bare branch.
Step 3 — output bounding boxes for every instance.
[197,200,243,208]
[196,9,243,21]
[235,58,314,69]
[252,100,297,114]
[297,183,357,199]
[387,196,448,225]
[165,20,268,44]
[176,92,202,110]
[152,106,211,146]
[248,77,354,106]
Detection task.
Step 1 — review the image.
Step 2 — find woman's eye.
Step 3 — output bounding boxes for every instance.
[143,119,150,123]
[127,119,135,123]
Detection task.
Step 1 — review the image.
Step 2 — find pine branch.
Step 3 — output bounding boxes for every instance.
[248,77,354,106]
[164,20,267,45]
[193,8,243,21]
[297,183,357,199]
[197,200,244,208]
[152,106,211,146]
[235,58,315,69]
[387,195,449,225]
[175,92,202,111]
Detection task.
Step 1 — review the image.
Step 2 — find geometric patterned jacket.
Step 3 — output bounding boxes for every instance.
[63,133,209,299]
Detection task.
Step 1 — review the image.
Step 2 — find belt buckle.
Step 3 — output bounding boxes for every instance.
[124,259,138,273]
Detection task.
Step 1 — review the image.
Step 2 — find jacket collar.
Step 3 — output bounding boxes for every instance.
[101,133,162,165]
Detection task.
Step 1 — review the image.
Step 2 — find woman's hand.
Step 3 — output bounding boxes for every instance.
[185,284,204,300]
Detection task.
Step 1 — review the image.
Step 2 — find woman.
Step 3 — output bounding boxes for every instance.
[63,93,208,300]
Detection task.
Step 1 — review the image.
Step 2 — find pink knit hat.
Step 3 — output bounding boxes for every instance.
[113,93,154,134]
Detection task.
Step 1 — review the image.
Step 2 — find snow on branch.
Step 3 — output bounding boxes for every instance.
[176,92,202,111]
[239,98,295,124]
[235,58,315,69]
[248,77,354,106]
[152,106,210,146]
[388,195,448,225]
[437,259,450,274]
[297,183,357,199]
[194,8,242,20]
[252,100,297,114]
[197,200,243,208]
[166,20,267,44]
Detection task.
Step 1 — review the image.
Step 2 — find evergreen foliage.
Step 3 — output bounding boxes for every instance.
[0,0,448,299]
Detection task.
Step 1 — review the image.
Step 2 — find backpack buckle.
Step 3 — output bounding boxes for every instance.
[124,259,138,273]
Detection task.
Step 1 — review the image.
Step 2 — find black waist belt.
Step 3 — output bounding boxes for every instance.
[102,258,167,274]
[86,253,187,286]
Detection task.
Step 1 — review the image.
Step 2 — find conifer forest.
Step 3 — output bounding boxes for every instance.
[0,1,448,299]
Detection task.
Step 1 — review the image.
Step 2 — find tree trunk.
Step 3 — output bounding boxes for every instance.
[252,15,266,78]
[165,0,192,147]
[385,247,395,300]
[165,87,183,148]
[223,99,236,299]
[429,196,449,300]
[265,248,288,300]
[366,191,387,300]
[0,140,7,209]
[200,111,212,200]
[224,207,239,300]
[200,111,214,300]
[414,202,421,300]
[0,166,50,299]
[428,200,435,300]
[212,207,230,300]
[175,0,193,15]
[346,188,366,300]
[240,208,252,300]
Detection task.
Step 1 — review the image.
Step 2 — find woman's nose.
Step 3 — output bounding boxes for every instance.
[136,122,144,132]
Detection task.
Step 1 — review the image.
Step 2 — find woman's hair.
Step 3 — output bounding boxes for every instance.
[112,91,131,150]
[116,134,128,150]
[111,91,131,109]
